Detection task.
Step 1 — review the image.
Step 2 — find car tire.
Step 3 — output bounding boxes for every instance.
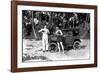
[49,43,58,52]
[73,41,81,50]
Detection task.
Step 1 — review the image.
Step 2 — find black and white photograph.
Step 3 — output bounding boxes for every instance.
[11,1,97,72]
[22,10,90,62]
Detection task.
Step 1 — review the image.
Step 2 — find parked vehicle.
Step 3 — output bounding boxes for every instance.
[48,28,81,52]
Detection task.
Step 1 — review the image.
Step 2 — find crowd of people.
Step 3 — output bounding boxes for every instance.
[22,10,90,39]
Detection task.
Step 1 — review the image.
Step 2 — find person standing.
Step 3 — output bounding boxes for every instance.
[55,27,64,53]
[38,25,49,52]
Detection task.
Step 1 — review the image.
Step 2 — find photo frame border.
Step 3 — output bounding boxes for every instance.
[11,1,97,72]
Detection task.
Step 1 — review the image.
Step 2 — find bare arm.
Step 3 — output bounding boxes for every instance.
[47,29,50,34]
[56,30,63,35]
[38,29,43,33]
[60,30,63,35]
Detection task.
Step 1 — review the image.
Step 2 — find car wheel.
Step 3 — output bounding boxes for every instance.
[49,43,58,52]
[73,41,81,49]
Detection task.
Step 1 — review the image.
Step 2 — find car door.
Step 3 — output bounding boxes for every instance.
[64,31,73,46]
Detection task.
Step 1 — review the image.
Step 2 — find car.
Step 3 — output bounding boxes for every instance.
[48,28,81,52]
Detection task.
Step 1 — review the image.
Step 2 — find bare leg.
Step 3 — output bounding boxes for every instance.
[60,42,64,53]
[57,42,60,52]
